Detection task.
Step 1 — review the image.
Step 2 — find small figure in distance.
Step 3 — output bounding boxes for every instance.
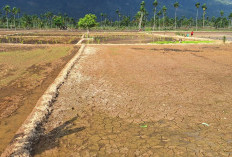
[191,31,194,37]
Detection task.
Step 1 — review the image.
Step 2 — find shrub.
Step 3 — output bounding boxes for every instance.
[223,36,226,43]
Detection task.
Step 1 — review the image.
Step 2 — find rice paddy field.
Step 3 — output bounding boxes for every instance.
[0,30,232,156]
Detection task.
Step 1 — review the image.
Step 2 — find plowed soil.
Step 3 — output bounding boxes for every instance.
[33,44,232,156]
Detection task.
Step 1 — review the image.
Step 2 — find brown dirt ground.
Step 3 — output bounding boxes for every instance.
[0,36,81,44]
[153,32,232,41]
[0,45,80,154]
[33,44,232,156]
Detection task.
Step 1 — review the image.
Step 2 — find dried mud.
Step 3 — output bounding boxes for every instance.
[33,44,232,156]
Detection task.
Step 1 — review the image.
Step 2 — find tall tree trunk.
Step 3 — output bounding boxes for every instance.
[101,17,103,28]
[159,18,161,31]
[163,13,165,30]
[175,8,177,29]
[6,13,8,30]
[118,16,120,27]
[153,8,156,31]
[87,28,89,38]
[105,18,107,27]
[14,15,16,30]
[7,18,9,30]
[18,14,20,29]
[203,11,205,28]
[196,8,198,31]
[138,12,143,30]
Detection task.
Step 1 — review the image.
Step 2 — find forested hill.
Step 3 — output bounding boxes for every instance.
[0,0,232,19]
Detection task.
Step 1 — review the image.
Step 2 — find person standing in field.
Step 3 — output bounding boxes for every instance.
[191,31,194,36]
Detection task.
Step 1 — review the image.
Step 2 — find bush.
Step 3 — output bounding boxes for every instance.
[223,36,226,43]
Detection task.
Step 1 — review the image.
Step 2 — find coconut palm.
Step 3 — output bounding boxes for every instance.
[116,9,120,27]
[45,11,53,28]
[138,1,145,30]
[202,3,207,28]
[229,13,232,28]
[32,15,39,28]
[100,13,104,27]
[162,6,167,29]
[17,8,21,28]
[103,13,107,27]
[153,0,158,31]
[174,2,179,30]
[195,2,200,31]
[220,10,224,28]
[157,10,162,31]
[3,5,11,29]
[12,7,18,30]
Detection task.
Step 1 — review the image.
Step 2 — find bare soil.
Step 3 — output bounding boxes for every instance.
[153,31,232,41]
[33,44,232,156]
[84,35,173,44]
[0,36,81,44]
[0,45,80,154]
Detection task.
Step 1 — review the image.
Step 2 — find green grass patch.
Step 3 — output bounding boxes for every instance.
[150,40,214,44]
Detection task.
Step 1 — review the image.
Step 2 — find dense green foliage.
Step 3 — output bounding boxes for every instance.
[78,14,97,30]
[0,1,232,30]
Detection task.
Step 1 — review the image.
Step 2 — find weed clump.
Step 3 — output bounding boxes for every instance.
[223,36,226,44]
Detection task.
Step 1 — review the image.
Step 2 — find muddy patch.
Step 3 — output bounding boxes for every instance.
[0,46,80,153]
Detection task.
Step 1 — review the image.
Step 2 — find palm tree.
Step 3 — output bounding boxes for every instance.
[153,0,158,31]
[195,2,200,31]
[162,6,167,29]
[17,8,21,28]
[3,5,11,29]
[229,13,232,28]
[138,1,145,30]
[12,7,18,30]
[157,10,162,31]
[45,12,53,28]
[174,2,179,30]
[100,13,104,28]
[32,15,39,28]
[202,3,207,28]
[104,13,107,27]
[220,10,224,28]
[116,9,120,27]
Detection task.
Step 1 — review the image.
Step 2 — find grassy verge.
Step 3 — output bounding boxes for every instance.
[150,40,214,44]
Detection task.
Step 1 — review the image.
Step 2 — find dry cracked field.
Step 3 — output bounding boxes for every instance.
[32,43,232,156]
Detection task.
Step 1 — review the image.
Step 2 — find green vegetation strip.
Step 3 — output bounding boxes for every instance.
[150,40,214,44]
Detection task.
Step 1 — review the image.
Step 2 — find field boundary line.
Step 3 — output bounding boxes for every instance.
[1,44,86,157]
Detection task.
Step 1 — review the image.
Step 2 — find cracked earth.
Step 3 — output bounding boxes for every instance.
[33,44,232,157]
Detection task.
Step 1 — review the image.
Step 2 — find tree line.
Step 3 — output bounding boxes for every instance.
[1,1,232,31]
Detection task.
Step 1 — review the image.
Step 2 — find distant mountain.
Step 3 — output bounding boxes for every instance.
[0,0,232,20]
